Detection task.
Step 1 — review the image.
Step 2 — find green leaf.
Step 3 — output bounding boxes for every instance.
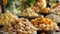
[6,0,15,8]
[24,0,36,8]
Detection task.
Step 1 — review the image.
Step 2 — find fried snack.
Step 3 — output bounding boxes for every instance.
[31,6,40,12]
[2,18,37,34]
[0,12,14,25]
[40,7,50,14]
[31,16,59,31]
[18,8,38,17]
[45,14,60,23]
[51,10,60,17]
[37,0,46,8]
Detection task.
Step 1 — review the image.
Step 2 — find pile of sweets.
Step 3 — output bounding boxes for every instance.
[0,12,14,25]
[31,16,59,31]
[40,8,50,14]
[1,17,37,34]
[51,10,60,17]
[18,7,38,17]
[45,14,60,23]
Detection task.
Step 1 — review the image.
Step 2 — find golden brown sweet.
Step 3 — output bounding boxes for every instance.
[18,8,39,17]
[0,12,14,25]
[37,0,46,8]
[45,14,60,23]
[31,16,58,31]
[2,18,37,34]
[40,7,50,14]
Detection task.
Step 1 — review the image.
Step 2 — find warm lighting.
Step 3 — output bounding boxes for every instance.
[2,0,7,5]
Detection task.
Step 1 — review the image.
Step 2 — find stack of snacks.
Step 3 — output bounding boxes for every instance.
[18,8,39,17]
[40,8,50,14]
[45,14,60,23]
[31,16,59,31]
[1,17,37,34]
[51,10,60,17]
[0,12,14,25]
